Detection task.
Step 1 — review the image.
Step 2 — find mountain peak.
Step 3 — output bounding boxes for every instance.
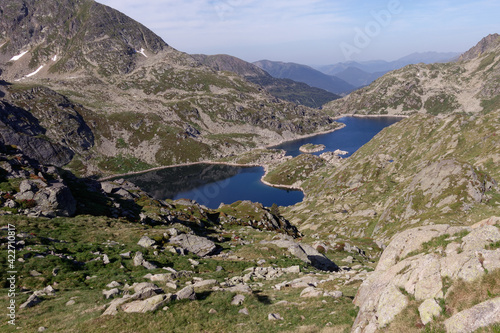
[459,33,500,61]
[0,0,169,78]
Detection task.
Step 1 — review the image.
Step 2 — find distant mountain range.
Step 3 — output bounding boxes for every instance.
[322,34,500,116]
[253,52,460,93]
[253,60,357,95]
[317,52,460,87]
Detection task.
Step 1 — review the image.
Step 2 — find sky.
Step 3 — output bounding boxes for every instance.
[96,0,500,66]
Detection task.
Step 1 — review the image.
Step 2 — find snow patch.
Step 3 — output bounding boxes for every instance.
[52,55,58,61]
[136,48,148,58]
[10,50,29,61]
[25,65,44,78]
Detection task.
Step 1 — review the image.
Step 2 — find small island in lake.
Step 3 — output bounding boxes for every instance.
[299,143,326,153]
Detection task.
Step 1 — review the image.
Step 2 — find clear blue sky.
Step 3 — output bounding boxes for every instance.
[96,0,499,65]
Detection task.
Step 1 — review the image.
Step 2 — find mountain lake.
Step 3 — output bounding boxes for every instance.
[123,116,402,208]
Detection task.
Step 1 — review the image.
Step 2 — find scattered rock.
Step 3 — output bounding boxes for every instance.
[239,307,249,315]
[103,288,120,299]
[106,281,121,288]
[324,290,343,299]
[133,251,157,270]
[66,299,76,306]
[209,308,217,314]
[20,294,42,309]
[192,279,218,289]
[119,251,131,258]
[231,294,246,305]
[102,254,110,265]
[300,286,323,298]
[268,313,283,321]
[175,286,196,301]
[138,236,156,248]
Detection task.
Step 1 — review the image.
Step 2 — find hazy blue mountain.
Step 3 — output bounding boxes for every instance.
[253,60,356,95]
[316,52,460,88]
[333,67,387,88]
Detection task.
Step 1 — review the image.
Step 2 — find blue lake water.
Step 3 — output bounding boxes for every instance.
[272,116,402,157]
[123,116,401,209]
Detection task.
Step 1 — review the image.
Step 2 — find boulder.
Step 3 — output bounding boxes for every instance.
[137,236,156,248]
[20,294,42,309]
[352,223,500,332]
[106,281,121,288]
[444,297,500,333]
[268,313,283,321]
[300,286,323,298]
[192,279,218,289]
[103,288,120,299]
[231,294,245,305]
[224,284,252,294]
[34,183,76,217]
[101,296,133,316]
[133,251,157,270]
[121,294,171,313]
[175,286,196,301]
[266,238,339,271]
[169,234,217,257]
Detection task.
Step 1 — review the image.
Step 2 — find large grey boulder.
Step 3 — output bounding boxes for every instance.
[137,236,156,248]
[132,251,157,270]
[33,183,76,217]
[121,294,172,313]
[444,297,500,333]
[20,294,42,309]
[175,285,196,301]
[169,234,217,257]
[265,237,339,271]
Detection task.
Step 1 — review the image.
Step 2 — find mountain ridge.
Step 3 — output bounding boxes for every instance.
[192,53,340,108]
[322,34,500,116]
[0,0,339,175]
[253,59,356,95]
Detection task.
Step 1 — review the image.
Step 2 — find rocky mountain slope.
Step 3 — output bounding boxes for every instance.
[0,0,339,175]
[322,34,500,116]
[253,60,356,95]
[192,54,340,108]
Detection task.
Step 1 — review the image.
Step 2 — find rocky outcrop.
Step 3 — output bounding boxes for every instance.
[352,221,500,332]
[0,149,76,217]
[263,235,339,271]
